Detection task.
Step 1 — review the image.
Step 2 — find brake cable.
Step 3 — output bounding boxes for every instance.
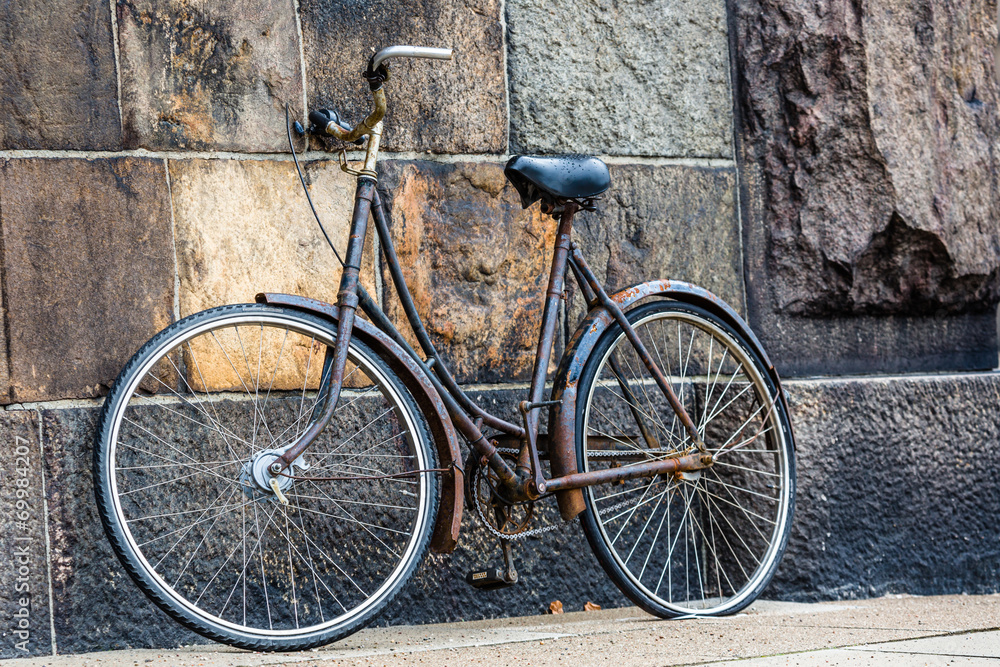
[285,102,346,268]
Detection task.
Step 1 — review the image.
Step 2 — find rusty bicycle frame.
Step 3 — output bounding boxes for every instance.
[259,45,788,554]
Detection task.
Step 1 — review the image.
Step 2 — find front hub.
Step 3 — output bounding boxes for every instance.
[240,449,300,502]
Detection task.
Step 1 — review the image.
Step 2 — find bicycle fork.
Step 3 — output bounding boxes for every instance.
[268,177,378,478]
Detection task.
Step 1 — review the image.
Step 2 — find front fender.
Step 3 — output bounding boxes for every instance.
[255,292,463,553]
[547,280,789,521]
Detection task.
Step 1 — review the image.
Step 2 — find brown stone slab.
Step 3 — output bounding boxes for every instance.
[568,164,744,325]
[170,158,373,313]
[169,158,374,389]
[0,0,121,150]
[0,410,51,658]
[299,0,506,153]
[378,160,558,383]
[117,0,304,152]
[0,158,175,403]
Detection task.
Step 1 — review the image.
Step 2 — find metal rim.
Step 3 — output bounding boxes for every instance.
[103,310,432,639]
[582,307,792,615]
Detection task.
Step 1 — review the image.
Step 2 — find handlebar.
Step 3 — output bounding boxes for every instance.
[310,45,453,144]
[369,46,453,73]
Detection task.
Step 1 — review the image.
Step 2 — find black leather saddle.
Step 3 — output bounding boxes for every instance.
[504,155,611,210]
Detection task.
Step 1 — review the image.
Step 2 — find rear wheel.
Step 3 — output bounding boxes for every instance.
[94,304,437,650]
[577,301,794,617]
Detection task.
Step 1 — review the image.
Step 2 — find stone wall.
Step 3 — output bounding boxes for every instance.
[729,0,1000,374]
[0,0,998,658]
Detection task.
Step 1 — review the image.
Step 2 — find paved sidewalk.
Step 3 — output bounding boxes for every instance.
[5,594,999,666]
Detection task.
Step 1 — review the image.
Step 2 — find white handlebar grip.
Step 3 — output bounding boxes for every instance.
[370,46,453,71]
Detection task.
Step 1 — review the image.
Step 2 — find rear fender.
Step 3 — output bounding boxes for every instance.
[255,292,464,553]
[547,280,789,521]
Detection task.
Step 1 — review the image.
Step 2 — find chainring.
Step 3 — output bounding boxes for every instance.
[466,448,538,539]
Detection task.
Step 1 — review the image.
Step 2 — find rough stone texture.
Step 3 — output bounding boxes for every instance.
[506,0,733,157]
[567,164,744,327]
[0,411,51,658]
[169,158,376,318]
[299,0,506,153]
[116,0,304,152]
[21,374,1000,652]
[0,0,121,150]
[0,158,175,403]
[733,0,1000,371]
[771,373,1000,599]
[41,407,205,653]
[377,160,558,384]
[750,309,998,377]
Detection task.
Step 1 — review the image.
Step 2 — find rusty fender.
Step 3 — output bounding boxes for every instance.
[546,280,791,521]
[255,292,464,553]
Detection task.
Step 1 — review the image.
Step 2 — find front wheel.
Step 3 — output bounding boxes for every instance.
[576,300,795,617]
[94,304,438,651]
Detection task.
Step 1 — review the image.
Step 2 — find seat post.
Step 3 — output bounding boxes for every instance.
[517,202,578,493]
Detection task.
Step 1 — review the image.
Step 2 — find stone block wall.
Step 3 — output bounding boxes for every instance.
[1,0,998,658]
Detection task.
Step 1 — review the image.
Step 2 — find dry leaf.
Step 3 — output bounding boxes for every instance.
[584,601,602,611]
[548,600,564,614]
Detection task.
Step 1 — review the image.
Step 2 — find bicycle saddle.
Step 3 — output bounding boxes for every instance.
[504,155,611,209]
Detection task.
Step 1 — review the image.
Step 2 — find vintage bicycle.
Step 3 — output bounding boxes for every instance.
[93,46,796,651]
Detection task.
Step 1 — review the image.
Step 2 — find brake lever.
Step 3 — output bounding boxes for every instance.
[308,108,366,145]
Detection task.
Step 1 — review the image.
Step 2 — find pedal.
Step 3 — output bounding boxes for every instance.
[465,566,517,590]
[465,539,519,590]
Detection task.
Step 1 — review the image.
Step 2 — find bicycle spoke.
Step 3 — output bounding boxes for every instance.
[101,308,435,643]
[582,304,792,616]
[624,484,670,565]
[650,321,680,438]
[615,350,675,441]
[655,479,698,597]
[279,509,370,598]
[704,473,779,503]
[183,340,249,460]
[638,483,673,580]
[698,481,775,536]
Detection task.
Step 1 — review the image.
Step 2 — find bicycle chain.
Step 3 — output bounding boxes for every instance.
[472,448,561,542]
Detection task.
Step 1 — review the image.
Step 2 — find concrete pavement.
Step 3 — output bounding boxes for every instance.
[4,594,998,666]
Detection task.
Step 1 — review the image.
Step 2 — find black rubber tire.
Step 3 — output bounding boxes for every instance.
[93,303,438,651]
[576,300,795,618]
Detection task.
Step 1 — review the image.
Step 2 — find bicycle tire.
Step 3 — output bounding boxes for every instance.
[576,300,795,617]
[93,303,438,651]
